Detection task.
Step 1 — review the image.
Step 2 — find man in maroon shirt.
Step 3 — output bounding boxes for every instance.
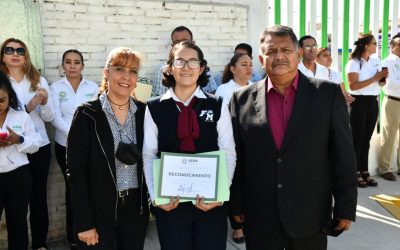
[229,25,357,250]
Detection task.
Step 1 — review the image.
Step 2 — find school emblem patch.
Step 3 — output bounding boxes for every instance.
[199,110,214,122]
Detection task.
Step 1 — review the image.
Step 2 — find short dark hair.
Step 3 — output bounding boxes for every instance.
[170,26,193,42]
[0,71,21,110]
[390,33,400,47]
[62,49,84,65]
[299,35,317,47]
[259,25,299,54]
[162,41,210,88]
[235,43,252,57]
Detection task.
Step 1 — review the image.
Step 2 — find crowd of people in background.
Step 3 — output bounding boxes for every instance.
[0,23,399,250]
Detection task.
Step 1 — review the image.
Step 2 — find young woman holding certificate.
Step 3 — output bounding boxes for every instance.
[143,41,236,250]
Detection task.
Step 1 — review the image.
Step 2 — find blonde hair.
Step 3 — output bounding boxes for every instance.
[100,47,142,93]
[0,38,41,91]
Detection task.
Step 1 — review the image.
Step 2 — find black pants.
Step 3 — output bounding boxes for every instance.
[155,202,227,250]
[77,189,149,250]
[0,166,32,250]
[55,142,75,245]
[349,95,379,172]
[28,144,51,249]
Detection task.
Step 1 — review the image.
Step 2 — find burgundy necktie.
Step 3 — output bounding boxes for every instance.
[175,97,199,152]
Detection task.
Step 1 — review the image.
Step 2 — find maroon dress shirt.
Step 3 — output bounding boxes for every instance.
[266,73,299,150]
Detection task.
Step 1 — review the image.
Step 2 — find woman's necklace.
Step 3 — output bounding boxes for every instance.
[107,95,129,110]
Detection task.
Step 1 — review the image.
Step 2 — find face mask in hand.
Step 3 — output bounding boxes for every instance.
[115,141,141,165]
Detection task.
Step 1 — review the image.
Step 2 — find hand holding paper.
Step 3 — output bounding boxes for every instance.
[153,151,229,205]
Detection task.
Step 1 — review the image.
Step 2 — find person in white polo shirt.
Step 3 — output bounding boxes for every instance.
[298,35,330,80]
[379,33,400,181]
[0,38,54,250]
[0,71,40,250]
[345,34,388,188]
[316,47,355,105]
[50,49,99,250]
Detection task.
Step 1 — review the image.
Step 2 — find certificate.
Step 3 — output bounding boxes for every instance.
[153,151,230,205]
[159,152,219,201]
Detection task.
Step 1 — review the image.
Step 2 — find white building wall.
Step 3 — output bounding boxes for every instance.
[38,0,268,84]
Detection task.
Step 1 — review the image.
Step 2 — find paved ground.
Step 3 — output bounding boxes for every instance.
[49,175,400,250]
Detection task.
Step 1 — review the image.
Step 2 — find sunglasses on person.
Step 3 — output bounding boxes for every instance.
[4,47,25,56]
[173,59,201,69]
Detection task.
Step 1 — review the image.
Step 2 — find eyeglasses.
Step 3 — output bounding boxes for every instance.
[4,47,25,56]
[108,65,138,76]
[173,59,201,69]
[302,45,318,51]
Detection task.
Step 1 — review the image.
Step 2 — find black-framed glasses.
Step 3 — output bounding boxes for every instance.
[173,59,201,69]
[4,47,25,56]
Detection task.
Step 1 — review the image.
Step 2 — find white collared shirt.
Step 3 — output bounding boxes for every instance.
[142,86,236,201]
[10,75,54,147]
[298,61,330,80]
[50,77,99,146]
[382,53,400,98]
[345,56,381,95]
[0,108,40,173]
[215,79,254,105]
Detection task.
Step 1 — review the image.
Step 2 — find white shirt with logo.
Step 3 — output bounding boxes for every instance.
[345,56,382,95]
[50,77,99,146]
[0,108,40,173]
[10,75,54,147]
[382,53,400,98]
[298,61,330,80]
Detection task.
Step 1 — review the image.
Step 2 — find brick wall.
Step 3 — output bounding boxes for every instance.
[0,0,267,247]
[39,0,252,84]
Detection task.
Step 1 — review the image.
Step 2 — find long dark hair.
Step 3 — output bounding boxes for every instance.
[0,71,21,110]
[350,34,375,61]
[221,53,248,84]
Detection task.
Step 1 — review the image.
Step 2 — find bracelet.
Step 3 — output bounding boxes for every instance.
[24,104,30,114]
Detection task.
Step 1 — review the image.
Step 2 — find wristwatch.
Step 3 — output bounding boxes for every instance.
[18,136,24,144]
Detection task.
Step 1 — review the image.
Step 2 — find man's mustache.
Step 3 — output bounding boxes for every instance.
[272,61,289,67]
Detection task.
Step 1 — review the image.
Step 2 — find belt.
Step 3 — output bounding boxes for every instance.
[386,95,400,102]
[117,188,137,198]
